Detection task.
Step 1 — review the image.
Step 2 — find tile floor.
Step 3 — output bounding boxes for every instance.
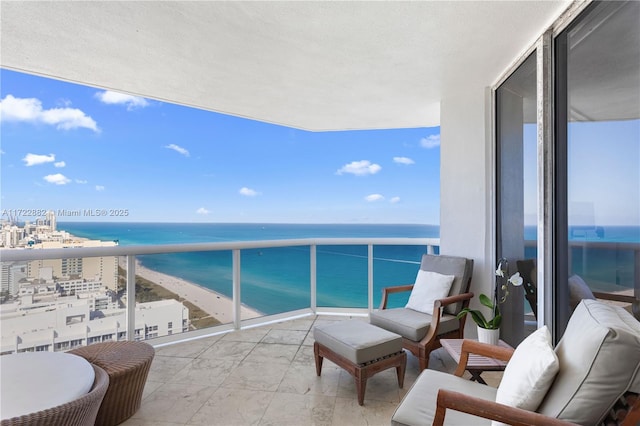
[122,315,502,426]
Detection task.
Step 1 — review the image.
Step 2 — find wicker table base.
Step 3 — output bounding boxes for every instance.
[70,341,155,426]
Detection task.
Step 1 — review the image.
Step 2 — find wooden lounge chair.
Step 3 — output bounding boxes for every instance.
[391,299,640,425]
[370,254,474,370]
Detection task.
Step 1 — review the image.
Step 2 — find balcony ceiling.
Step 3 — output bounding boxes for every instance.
[1,1,571,131]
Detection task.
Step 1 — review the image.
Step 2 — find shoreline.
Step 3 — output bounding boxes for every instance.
[132,259,263,323]
[68,230,263,323]
[129,259,263,323]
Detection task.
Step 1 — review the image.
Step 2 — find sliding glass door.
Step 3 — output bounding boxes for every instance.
[496,53,537,345]
[554,0,640,336]
[497,0,639,342]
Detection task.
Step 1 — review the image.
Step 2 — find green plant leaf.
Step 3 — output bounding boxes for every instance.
[488,314,502,329]
[458,308,490,328]
[479,293,494,309]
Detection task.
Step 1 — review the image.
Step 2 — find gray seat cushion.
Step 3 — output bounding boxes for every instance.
[313,320,402,365]
[420,254,473,315]
[391,369,495,426]
[537,299,640,424]
[369,307,459,341]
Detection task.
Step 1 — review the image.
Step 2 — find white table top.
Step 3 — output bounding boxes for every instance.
[0,351,95,420]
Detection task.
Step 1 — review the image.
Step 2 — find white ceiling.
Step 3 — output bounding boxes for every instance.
[1,1,571,131]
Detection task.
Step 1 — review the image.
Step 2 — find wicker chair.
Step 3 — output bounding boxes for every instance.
[69,341,155,426]
[1,364,109,426]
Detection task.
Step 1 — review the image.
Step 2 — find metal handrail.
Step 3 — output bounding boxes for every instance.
[1,237,439,351]
[0,237,439,261]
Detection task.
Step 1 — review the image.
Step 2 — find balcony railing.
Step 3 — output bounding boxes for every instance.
[2,237,638,353]
[1,238,438,352]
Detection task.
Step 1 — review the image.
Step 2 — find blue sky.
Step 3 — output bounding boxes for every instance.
[0,69,441,224]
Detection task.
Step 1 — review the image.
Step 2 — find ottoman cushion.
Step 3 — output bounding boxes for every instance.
[314,320,402,364]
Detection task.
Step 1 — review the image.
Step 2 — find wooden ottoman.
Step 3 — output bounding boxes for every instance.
[313,320,406,405]
[69,341,155,426]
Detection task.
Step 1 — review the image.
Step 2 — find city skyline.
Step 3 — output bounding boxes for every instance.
[0,69,440,224]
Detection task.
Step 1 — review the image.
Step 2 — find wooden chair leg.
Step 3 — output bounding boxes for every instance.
[419,355,429,371]
[355,368,367,406]
[314,342,323,376]
[396,363,405,388]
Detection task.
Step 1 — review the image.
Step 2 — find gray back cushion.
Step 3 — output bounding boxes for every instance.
[537,299,640,424]
[567,274,595,311]
[420,254,473,315]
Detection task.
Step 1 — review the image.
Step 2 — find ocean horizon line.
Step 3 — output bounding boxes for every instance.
[55,220,440,226]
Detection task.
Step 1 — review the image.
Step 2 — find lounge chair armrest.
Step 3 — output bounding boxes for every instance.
[433,389,579,426]
[592,291,636,304]
[434,292,474,309]
[454,339,514,377]
[379,284,414,309]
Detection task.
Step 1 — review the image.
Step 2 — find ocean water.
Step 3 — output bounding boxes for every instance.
[59,222,639,314]
[523,225,640,292]
[60,222,439,314]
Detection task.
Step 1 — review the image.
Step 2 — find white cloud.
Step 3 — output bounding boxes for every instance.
[54,161,66,168]
[196,207,210,215]
[336,160,382,176]
[239,187,259,197]
[0,95,99,132]
[165,144,190,157]
[393,156,415,165]
[390,196,401,203]
[95,90,149,110]
[95,185,105,191]
[23,153,55,166]
[43,173,71,185]
[420,134,440,149]
[365,194,384,202]
[76,179,88,184]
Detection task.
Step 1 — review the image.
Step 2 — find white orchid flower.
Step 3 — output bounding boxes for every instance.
[495,267,504,277]
[508,272,523,287]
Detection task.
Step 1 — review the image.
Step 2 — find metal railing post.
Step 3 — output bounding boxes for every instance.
[634,248,640,320]
[126,254,136,341]
[232,249,241,330]
[368,244,374,313]
[310,244,317,313]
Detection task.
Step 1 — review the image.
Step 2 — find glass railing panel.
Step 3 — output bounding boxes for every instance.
[316,244,369,308]
[133,251,234,336]
[372,245,426,308]
[1,255,122,354]
[239,246,311,318]
[568,241,639,313]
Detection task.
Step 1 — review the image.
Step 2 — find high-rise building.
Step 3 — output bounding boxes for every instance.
[0,263,25,297]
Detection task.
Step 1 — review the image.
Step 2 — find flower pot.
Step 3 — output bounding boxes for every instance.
[477,326,500,346]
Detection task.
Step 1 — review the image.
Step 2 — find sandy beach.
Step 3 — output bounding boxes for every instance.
[65,230,262,324]
[122,258,263,323]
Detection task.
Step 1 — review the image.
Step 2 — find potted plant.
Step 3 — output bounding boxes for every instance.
[456,257,523,345]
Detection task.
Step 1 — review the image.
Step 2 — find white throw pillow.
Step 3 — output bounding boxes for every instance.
[405,270,455,315]
[492,326,559,426]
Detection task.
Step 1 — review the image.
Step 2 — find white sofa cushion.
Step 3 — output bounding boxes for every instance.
[0,352,95,420]
[491,326,559,426]
[405,270,455,315]
[537,299,640,424]
[392,369,495,426]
